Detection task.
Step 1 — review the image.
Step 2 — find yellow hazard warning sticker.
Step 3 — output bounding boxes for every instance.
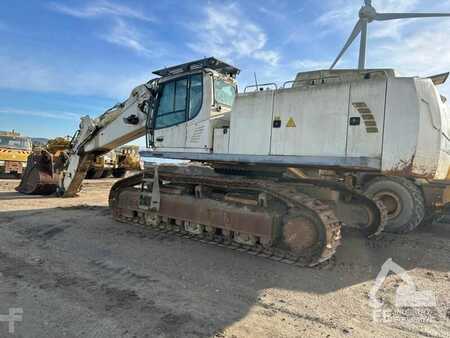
[286,117,296,128]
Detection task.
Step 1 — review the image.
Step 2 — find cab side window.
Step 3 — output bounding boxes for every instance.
[155,74,203,129]
[156,79,187,129]
[189,74,202,119]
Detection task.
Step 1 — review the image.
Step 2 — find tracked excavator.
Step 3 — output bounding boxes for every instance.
[16,57,450,266]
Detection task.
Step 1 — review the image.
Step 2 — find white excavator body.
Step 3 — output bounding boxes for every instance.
[150,65,450,182]
[15,0,450,263]
[16,57,450,256]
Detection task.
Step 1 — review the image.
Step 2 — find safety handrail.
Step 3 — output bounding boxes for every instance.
[283,76,341,88]
[244,83,278,93]
[282,69,392,88]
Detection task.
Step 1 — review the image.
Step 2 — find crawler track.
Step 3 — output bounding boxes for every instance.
[110,167,344,267]
[109,164,385,266]
[113,213,338,268]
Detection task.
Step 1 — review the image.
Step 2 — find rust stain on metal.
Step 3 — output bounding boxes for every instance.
[384,154,435,179]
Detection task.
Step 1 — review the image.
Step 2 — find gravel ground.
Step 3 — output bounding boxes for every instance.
[0,178,449,338]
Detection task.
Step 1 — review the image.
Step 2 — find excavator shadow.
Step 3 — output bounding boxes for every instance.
[0,191,57,201]
[0,205,448,337]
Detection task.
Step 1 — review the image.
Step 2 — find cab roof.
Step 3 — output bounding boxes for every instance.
[153,57,240,78]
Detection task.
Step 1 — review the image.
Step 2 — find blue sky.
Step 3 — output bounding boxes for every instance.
[1,0,450,146]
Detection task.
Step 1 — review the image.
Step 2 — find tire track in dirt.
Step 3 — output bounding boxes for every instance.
[0,250,211,337]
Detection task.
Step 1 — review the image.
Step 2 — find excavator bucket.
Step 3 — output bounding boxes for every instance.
[16,150,59,195]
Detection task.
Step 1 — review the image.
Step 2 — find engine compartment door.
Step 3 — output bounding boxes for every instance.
[346,78,387,158]
[270,83,351,157]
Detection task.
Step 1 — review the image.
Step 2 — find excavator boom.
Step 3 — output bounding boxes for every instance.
[17,81,157,196]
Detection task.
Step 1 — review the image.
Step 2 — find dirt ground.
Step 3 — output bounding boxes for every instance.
[0,178,449,338]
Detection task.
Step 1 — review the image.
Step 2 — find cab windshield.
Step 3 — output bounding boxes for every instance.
[214,79,236,107]
[0,136,32,150]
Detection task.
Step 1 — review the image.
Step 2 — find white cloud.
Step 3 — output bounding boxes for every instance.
[0,108,82,120]
[188,4,280,66]
[317,0,419,26]
[316,6,354,27]
[99,19,152,56]
[370,20,450,96]
[318,0,450,73]
[254,50,280,65]
[375,0,419,13]
[291,59,333,71]
[316,0,420,43]
[49,0,158,56]
[48,0,154,22]
[258,7,286,21]
[0,54,150,99]
[264,0,450,95]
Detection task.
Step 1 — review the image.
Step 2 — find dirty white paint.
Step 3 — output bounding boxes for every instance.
[346,78,386,158]
[228,90,274,155]
[227,71,449,179]
[150,68,450,180]
[213,128,230,154]
[270,83,350,156]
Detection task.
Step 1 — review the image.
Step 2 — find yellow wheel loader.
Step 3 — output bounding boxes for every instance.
[0,131,32,178]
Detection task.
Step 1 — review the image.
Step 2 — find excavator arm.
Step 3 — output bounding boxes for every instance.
[17,79,159,197]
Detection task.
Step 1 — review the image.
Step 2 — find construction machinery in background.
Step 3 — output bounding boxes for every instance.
[86,150,117,179]
[45,137,123,180]
[18,137,71,194]
[23,135,140,184]
[85,146,142,179]
[113,145,143,178]
[0,130,32,177]
[31,137,49,149]
[16,1,450,265]
[46,137,71,156]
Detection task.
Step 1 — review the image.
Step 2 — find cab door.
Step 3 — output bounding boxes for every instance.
[153,77,188,149]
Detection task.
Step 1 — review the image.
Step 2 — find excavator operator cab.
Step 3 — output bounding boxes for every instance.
[148,57,239,152]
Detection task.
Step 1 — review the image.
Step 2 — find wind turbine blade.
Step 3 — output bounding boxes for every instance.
[330,20,362,69]
[375,12,450,21]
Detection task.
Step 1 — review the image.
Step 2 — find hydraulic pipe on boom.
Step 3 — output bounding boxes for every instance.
[17,80,158,197]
